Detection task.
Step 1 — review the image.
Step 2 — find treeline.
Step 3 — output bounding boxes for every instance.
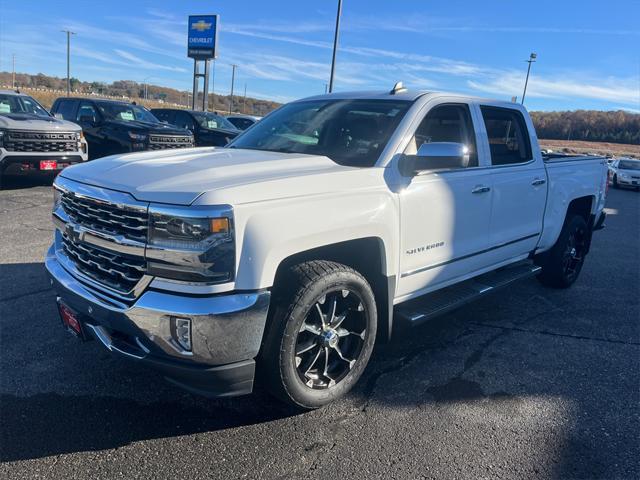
[530,110,640,145]
[0,71,280,116]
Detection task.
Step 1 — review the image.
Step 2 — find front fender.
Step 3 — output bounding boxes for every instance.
[233,191,399,290]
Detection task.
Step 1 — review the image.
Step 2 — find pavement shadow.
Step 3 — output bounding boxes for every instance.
[0,390,298,462]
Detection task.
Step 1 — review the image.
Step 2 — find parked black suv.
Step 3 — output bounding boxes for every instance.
[151,109,240,147]
[51,98,194,159]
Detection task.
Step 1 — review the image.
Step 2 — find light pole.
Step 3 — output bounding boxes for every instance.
[11,54,16,89]
[521,52,537,105]
[229,64,237,114]
[328,0,343,93]
[142,76,155,100]
[61,30,76,96]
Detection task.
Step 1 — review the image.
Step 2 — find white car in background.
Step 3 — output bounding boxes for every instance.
[609,158,640,190]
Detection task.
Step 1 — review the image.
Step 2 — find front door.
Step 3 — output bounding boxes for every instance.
[396,102,494,300]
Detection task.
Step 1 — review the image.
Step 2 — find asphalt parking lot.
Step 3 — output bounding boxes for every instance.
[0,178,638,479]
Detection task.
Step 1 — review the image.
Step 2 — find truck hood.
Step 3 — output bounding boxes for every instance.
[60,147,362,205]
[0,113,82,132]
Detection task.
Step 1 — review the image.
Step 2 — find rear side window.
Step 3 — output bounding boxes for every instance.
[53,99,76,121]
[480,106,532,166]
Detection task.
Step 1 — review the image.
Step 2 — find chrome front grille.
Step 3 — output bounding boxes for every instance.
[62,233,146,294]
[148,135,193,150]
[5,130,78,153]
[61,192,148,243]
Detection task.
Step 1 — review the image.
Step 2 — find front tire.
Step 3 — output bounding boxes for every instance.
[536,215,589,288]
[612,175,619,188]
[260,261,377,409]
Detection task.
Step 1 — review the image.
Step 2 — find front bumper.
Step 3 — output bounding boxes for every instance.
[1,152,86,176]
[45,245,271,397]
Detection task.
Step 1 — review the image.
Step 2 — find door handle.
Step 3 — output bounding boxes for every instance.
[531,178,546,186]
[472,185,491,194]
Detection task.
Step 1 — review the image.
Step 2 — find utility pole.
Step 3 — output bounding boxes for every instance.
[242,83,247,114]
[229,64,237,114]
[521,52,537,105]
[61,30,76,96]
[324,84,328,94]
[328,0,343,93]
[11,54,16,89]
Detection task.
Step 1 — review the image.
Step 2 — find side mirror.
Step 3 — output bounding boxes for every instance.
[53,113,64,120]
[400,142,469,176]
[78,115,97,126]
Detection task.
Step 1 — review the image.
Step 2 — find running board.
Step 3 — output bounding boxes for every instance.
[394,261,541,326]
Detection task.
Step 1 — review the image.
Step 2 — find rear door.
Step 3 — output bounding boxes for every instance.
[478,105,546,261]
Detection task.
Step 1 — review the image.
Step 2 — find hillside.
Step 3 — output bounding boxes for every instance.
[0,71,280,116]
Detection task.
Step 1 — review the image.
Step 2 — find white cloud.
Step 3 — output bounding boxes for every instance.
[467,72,640,105]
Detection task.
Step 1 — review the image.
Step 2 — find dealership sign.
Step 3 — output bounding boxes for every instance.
[187,15,218,59]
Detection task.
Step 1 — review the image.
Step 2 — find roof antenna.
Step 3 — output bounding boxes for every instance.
[389,81,407,95]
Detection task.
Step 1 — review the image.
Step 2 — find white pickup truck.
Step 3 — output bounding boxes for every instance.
[46,86,608,408]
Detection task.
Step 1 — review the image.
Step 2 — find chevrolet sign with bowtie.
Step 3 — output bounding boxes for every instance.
[187,14,218,59]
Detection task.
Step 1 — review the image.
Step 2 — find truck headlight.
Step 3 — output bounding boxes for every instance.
[0,129,5,148]
[128,132,148,142]
[146,206,235,283]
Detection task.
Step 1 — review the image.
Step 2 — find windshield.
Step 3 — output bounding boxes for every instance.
[192,112,237,131]
[0,94,50,117]
[96,102,159,123]
[619,160,640,170]
[228,99,412,167]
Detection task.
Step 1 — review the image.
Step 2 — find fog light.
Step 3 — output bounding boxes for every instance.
[171,317,192,352]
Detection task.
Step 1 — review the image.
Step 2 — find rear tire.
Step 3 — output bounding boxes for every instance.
[260,260,377,409]
[536,215,589,288]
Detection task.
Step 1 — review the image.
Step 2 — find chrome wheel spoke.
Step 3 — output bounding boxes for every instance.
[296,339,318,356]
[331,313,347,329]
[300,321,321,336]
[315,302,327,329]
[336,327,365,340]
[333,344,356,369]
[304,347,323,376]
[322,347,336,387]
[328,296,338,324]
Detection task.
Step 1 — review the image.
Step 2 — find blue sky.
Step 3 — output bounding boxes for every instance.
[1,0,639,111]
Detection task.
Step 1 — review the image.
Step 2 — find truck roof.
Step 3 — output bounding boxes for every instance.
[0,89,28,96]
[297,88,521,110]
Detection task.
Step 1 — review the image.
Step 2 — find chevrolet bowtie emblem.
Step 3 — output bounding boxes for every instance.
[192,20,212,32]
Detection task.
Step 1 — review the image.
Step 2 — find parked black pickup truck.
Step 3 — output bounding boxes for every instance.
[51,98,194,159]
[151,108,240,147]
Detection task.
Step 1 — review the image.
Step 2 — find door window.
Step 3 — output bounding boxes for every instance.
[404,104,478,168]
[153,110,173,123]
[174,112,196,131]
[480,107,532,165]
[54,100,76,120]
[76,102,98,123]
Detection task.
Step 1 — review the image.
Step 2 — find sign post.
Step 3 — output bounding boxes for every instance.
[187,15,218,111]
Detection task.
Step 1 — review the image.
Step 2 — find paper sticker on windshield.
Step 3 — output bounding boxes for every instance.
[0,103,10,113]
[119,111,135,121]
[207,120,218,129]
